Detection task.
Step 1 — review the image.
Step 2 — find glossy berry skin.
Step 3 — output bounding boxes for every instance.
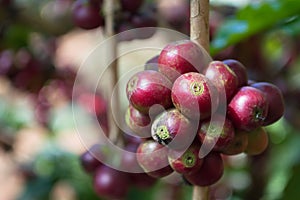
[221,129,248,155]
[223,59,248,87]
[126,70,173,114]
[93,165,129,199]
[198,115,235,151]
[125,104,151,137]
[80,144,104,174]
[228,86,269,131]
[158,40,208,82]
[184,152,224,186]
[151,109,196,150]
[172,72,219,120]
[244,127,269,155]
[72,0,104,29]
[136,140,173,178]
[251,82,284,125]
[205,61,239,102]
[120,0,144,12]
[168,144,203,175]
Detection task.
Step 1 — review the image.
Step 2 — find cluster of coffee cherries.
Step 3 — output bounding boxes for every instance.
[125,39,285,186]
[71,0,157,40]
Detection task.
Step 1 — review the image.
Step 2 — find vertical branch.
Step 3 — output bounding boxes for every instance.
[104,0,121,143]
[190,0,210,200]
[190,0,210,52]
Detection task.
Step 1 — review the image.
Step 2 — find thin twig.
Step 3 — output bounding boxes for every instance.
[104,0,121,143]
[190,0,210,200]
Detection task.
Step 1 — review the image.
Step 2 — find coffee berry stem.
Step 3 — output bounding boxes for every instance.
[190,0,210,200]
[104,0,122,143]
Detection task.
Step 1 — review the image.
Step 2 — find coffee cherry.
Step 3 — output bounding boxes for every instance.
[93,165,129,199]
[184,152,224,186]
[228,86,269,131]
[72,0,104,29]
[168,143,203,175]
[125,104,151,137]
[126,70,173,114]
[251,82,284,125]
[205,61,239,101]
[0,50,14,75]
[223,59,248,87]
[158,40,209,82]
[136,140,173,178]
[221,129,249,155]
[120,0,144,12]
[151,109,196,150]
[171,72,219,120]
[80,144,107,174]
[198,115,235,151]
[244,127,269,155]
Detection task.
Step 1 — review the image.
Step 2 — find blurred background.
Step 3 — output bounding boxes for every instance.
[1,0,300,199]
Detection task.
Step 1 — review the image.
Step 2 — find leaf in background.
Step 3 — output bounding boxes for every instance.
[210,0,300,55]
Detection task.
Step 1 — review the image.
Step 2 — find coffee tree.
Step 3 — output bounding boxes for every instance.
[0,0,300,200]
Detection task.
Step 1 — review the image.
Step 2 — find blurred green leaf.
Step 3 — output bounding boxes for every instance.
[210,0,300,55]
[19,144,99,200]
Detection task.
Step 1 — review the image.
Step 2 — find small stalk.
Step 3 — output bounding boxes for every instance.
[104,0,121,143]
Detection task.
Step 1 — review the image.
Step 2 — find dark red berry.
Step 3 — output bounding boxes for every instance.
[205,61,239,101]
[151,109,197,150]
[120,0,144,12]
[72,0,104,29]
[228,86,269,131]
[184,152,224,186]
[80,144,104,174]
[198,115,235,151]
[136,140,173,178]
[125,104,151,137]
[94,165,129,199]
[251,82,284,125]
[221,130,248,155]
[158,40,209,82]
[168,144,203,175]
[172,72,219,120]
[126,70,173,114]
[223,59,248,87]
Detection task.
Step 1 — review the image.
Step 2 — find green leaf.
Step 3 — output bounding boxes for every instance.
[210,0,300,55]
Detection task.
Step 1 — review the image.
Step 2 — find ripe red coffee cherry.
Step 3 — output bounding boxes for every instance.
[221,130,248,155]
[184,152,224,186]
[126,70,173,114]
[223,59,248,87]
[251,82,284,125]
[158,40,209,82]
[93,165,129,199]
[198,115,235,151]
[228,86,269,131]
[72,0,104,29]
[205,61,239,101]
[80,144,104,174]
[125,104,151,137]
[151,109,197,150]
[244,127,269,155]
[172,72,219,120]
[120,0,144,12]
[136,140,173,178]
[168,144,203,175]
